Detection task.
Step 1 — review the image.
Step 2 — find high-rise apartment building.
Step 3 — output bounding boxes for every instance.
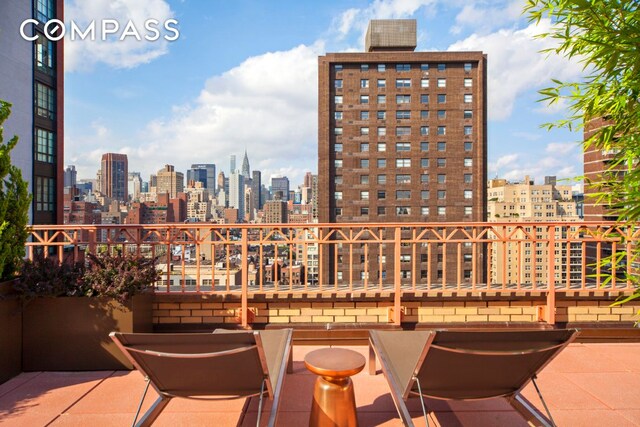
[251,170,262,211]
[156,164,184,198]
[230,155,236,174]
[0,0,64,224]
[64,166,77,188]
[318,19,487,284]
[229,171,245,222]
[187,164,216,193]
[264,199,288,224]
[271,177,290,201]
[128,172,142,202]
[487,176,581,286]
[100,153,128,203]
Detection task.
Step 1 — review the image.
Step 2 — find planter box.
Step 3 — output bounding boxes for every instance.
[22,294,153,371]
[0,280,21,384]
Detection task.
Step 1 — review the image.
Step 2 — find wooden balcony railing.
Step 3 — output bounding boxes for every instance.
[27,221,639,326]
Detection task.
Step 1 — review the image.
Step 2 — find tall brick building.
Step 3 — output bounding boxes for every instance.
[318,20,487,285]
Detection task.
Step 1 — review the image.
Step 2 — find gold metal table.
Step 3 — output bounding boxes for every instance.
[304,347,366,427]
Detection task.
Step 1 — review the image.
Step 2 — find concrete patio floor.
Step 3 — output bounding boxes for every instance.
[1,342,639,426]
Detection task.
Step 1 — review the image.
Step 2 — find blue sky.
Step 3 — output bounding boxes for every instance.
[64,0,585,188]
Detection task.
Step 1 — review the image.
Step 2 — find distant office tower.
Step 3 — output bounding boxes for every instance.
[271,177,290,201]
[230,155,236,174]
[100,153,128,202]
[318,19,487,284]
[229,171,245,221]
[128,172,142,202]
[187,164,216,192]
[241,150,251,179]
[156,164,184,198]
[64,166,77,188]
[1,0,65,224]
[251,170,262,210]
[487,176,581,286]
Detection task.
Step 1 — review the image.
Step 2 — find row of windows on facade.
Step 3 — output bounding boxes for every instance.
[334,173,473,185]
[334,77,473,90]
[334,206,474,217]
[334,190,474,201]
[333,63,473,73]
[334,271,475,281]
[334,110,473,120]
[338,253,475,264]
[333,125,473,137]
[334,94,473,104]
[35,176,55,212]
[334,157,474,168]
[35,0,56,22]
[334,141,474,153]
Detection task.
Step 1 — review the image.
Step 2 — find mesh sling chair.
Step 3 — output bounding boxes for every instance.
[369,329,579,427]
[110,329,293,427]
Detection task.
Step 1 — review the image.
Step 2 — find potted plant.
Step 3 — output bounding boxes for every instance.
[0,100,31,383]
[18,251,160,371]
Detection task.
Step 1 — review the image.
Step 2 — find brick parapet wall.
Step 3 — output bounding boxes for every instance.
[152,291,639,326]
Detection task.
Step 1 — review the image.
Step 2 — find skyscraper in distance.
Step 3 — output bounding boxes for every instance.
[100,153,128,203]
[271,177,290,201]
[241,150,250,179]
[187,164,216,192]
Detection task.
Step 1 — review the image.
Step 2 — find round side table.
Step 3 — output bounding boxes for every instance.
[304,347,366,427]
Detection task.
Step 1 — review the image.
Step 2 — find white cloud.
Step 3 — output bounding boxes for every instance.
[450,0,525,35]
[448,19,583,120]
[534,96,569,115]
[489,142,580,183]
[545,141,578,156]
[64,0,176,72]
[113,42,323,184]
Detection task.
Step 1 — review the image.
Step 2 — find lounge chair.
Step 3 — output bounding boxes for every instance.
[110,329,293,427]
[369,328,579,427]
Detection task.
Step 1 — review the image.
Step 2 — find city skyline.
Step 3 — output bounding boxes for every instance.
[64,0,584,187]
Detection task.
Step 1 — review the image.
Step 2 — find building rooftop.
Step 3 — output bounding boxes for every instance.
[1,342,639,426]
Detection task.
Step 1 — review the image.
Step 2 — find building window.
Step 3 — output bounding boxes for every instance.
[464,142,473,151]
[396,190,411,199]
[421,78,429,88]
[361,191,369,200]
[437,110,446,119]
[377,159,387,168]
[335,192,343,200]
[360,143,369,152]
[420,94,429,104]
[361,64,369,71]
[464,206,473,215]
[360,207,369,216]
[396,142,410,152]
[35,82,56,120]
[420,142,429,151]
[360,175,369,184]
[396,64,411,71]
[464,174,472,183]
[335,160,343,168]
[421,207,429,215]
[360,95,369,104]
[437,206,446,215]
[378,190,386,199]
[396,206,411,215]
[464,63,472,72]
[437,63,446,71]
[437,190,446,199]
[377,174,386,184]
[377,143,386,152]
[464,126,473,135]
[421,190,429,199]
[378,127,386,136]
[378,64,386,72]
[464,78,472,87]
[334,79,343,88]
[35,0,55,22]
[35,176,55,212]
[396,110,411,119]
[396,95,411,104]
[464,190,473,199]
[437,94,446,104]
[35,128,55,163]
[437,142,446,151]
[464,94,473,103]
[377,95,386,104]
[396,78,411,88]
[377,79,386,88]
[420,110,429,119]
[334,143,343,152]
[464,158,473,167]
[335,95,343,104]
[421,158,429,168]
[360,159,369,168]
[334,64,343,71]
[396,126,411,136]
[335,175,343,184]
[35,33,55,75]
[437,78,446,88]
[360,111,369,120]
[396,158,411,168]
[420,174,429,183]
[437,126,446,135]
[437,174,446,184]
[377,206,386,215]
[334,127,342,135]
[361,127,369,135]
[421,63,429,71]
[377,110,386,119]
[361,79,369,88]
[420,126,429,136]
[335,208,342,216]
[334,111,343,120]
[437,158,446,167]
[464,110,473,119]
[396,174,411,184]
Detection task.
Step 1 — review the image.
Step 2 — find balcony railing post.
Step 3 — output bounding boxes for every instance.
[393,227,402,325]
[241,228,249,328]
[546,225,557,324]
